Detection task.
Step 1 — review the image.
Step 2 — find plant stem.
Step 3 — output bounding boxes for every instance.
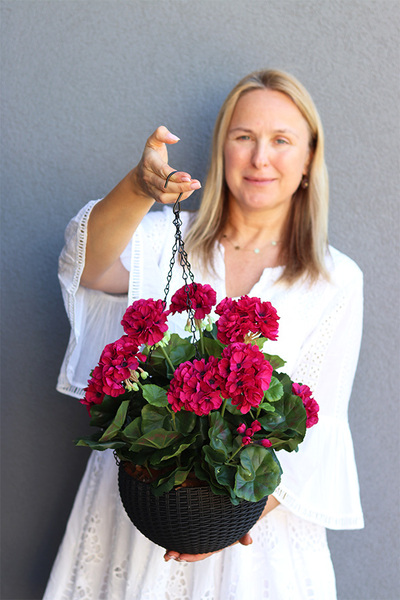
[226,443,242,464]
[159,345,175,372]
[199,326,205,355]
[220,397,228,417]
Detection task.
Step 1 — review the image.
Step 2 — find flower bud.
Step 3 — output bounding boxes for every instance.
[261,439,272,448]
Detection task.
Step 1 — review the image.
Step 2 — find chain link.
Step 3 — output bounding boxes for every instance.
[162,173,200,358]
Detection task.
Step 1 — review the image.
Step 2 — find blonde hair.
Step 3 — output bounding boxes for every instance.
[185,69,329,285]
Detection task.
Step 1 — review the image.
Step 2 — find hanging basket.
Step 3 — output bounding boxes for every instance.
[118,462,268,554]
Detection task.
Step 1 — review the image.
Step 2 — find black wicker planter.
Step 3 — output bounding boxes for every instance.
[118,462,268,554]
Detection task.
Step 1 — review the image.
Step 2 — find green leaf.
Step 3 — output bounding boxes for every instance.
[75,437,126,451]
[264,376,284,402]
[99,400,130,442]
[173,410,197,434]
[141,404,169,434]
[152,463,194,496]
[234,445,281,501]
[250,337,268,350]
[203,445,227,468]
[208,412,233,455]
[258,389,307,452]
[202,336,224,358]
[195,459,239,502]
[121,416,142,442]
[149,433,199,464]
[89,393,126,428]
[264,353,286,370]
[257,402,276,413]
[141,384,168,406]
[129,428,181,451]
[168,334,196,365]
[213,463,236,490]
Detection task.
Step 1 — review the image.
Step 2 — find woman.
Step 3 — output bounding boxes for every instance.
[45,70,363,599]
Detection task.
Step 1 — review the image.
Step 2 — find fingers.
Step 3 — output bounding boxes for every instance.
[142,168,201,204]
[147,125,180,150]
[164,550,216,563]
[239,532,253,546]
[163,533,252,563]
[137,126,201,204]
[164,550,180,562]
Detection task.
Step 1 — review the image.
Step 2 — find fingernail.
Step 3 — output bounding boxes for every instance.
[167,133,180,142]
[190,181,201,189]
[181,176,191,182]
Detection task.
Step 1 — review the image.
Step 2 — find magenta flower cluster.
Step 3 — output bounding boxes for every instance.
[292,383,320,428]
[167,356,222,416]
[168,283,217,320]
[82,335,145,411]
[215,295,279,344]
[217,343,273,413]
[82,285,216,412]
[121,298,168,346]
[167,343,273,416]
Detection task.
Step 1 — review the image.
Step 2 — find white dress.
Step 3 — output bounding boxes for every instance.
[45,202,364,600]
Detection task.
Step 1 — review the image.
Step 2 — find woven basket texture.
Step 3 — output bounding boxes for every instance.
[118,462,268,554]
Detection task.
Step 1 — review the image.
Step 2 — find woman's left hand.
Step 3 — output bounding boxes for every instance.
[163,532,253,563]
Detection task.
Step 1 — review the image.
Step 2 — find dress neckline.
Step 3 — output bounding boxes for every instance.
[215,241,284,298]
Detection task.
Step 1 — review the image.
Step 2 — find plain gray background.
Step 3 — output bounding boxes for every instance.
[1,1,399,599]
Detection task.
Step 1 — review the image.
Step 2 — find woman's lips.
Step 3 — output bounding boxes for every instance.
[244,176,276,185]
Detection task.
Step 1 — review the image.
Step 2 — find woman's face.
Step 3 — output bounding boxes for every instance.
[224,89,312,216]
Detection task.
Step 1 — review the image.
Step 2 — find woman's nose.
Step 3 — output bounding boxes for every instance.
[251,141,270,169]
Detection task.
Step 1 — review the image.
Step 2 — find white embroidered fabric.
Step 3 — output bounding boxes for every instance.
[47,202,364,600]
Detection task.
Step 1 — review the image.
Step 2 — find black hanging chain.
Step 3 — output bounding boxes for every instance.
[163,172,200,358]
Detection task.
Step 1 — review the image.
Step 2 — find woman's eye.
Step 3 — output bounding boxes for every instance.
[237,135,251,141]
[275,138,289,145]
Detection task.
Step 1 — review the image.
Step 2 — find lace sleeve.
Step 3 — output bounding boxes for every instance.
[57,201,128,398]
[273,263,364,530]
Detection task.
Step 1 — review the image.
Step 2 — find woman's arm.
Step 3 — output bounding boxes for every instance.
[80,126,201,292]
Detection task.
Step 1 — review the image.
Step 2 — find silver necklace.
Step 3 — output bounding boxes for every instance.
[222,234,281,255]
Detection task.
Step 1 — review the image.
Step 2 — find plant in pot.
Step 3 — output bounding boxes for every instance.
[76,205,319,554]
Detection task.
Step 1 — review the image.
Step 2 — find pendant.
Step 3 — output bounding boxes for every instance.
[254,248,260,254]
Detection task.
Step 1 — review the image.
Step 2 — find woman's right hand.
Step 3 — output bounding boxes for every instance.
[132,125,201,204]
[81,125,201,292]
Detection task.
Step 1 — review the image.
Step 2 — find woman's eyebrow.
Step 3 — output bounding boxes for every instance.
[228,126,300,138]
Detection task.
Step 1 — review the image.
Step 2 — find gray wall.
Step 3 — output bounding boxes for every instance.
[1,1,399,598]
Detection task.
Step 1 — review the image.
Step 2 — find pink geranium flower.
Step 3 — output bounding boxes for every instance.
[121,298,168,346]
[81,365,105,413]
[168,283,217,320]
[98,339,137,397]
[218,343,273,414]
[167,356,223,416]
[292,382,320,428]
[81,335,146,407]
[215,295,279,344]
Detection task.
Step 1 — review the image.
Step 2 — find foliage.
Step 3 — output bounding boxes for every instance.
[76,284,319,505]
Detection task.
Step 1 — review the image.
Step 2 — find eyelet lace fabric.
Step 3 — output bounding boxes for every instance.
[48,204,364,599]
[44,451,336,600]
